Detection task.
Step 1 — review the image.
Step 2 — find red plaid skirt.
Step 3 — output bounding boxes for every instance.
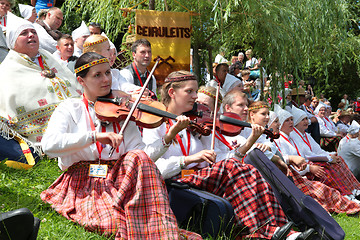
[290,169,360,214]
[41,150,202,240]
[179,158,289,240]
[308,157,360,196]
[320,136,341,152]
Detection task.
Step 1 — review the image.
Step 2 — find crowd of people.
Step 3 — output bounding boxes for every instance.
[1,0,360,239]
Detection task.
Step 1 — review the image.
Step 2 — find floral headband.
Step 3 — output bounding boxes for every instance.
[198,89,222,103]
[74,58,109,74]
[248,105,269,111]
[83,38,108,48]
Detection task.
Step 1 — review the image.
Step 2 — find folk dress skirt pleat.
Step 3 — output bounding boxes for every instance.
[179,158,289,240]
[41,150,202,240]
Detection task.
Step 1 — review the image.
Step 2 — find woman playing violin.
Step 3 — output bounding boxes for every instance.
[40,53,201,239]
[142,71,307,240]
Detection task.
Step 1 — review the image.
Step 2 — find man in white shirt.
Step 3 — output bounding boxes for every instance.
[0,0,12,29]
[120,38,157,99]
[33,7,63,53]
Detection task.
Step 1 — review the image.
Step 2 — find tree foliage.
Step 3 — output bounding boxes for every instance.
[60,0,360,103]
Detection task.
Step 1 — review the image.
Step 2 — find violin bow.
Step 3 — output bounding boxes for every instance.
[210,82,221,151]
[109,58,161,157]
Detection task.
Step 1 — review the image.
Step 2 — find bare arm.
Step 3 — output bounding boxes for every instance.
[31,0,36,6]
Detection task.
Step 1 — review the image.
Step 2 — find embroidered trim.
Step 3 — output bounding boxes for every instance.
[164,74,197,83]
[83,38,107,48]
[198,89,223,104]
[74,58,109,74]
[248,105,269,111]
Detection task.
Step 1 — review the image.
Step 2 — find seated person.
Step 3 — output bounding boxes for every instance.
[299,94,320,143]
[18,4,37,23]
[0,12,82,167]
[336,111,352,136]
[143,71,310,240]
[88,22,102,35]
[338,121,360,182]
[40,52,200,239]
[290,106,360,199]
[52,34,77,71]
[33,7,63,53]
[120,39,157,99]
[314,102,342,151]
[272,106,360,214]
[71,21,90,57]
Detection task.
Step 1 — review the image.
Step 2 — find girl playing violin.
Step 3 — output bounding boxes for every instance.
[40,53,201,239]
[142,71,308,240]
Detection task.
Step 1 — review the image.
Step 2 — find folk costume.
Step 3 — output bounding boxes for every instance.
[0,12,82,169]
[315,102,341,152]
[273,106,360,214]
[289,106,360,196]
[120,62,158,99]
[143,121,290,239]
[40,90,201,239]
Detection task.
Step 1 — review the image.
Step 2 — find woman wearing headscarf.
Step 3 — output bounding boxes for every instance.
[0,12,82,168]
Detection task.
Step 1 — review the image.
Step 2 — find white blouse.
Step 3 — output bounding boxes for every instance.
[290,128,333,162]
[41,97,167,171]
[338,137,360,174]
[316,116,336,137]
[142,122,210,179]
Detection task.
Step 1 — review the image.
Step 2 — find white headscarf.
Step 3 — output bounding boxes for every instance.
[6,12,35,49]
[314,101,327,115]
[292,106,308,127]
[101,32,114,49]
[268,110,278,127]
[274,104,293,129]
[18,4,34,20]
[222,74,241,93]
[347,120,360,135]
[72,21,90,41]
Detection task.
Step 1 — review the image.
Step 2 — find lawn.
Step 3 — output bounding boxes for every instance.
[0,157,359,239]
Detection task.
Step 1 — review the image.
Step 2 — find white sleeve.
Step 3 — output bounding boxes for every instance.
[111,69,141,93]
[122,122,167,161]
[142,124,183,179]
[316,117,336,137]
[34,24,57,54]
[41,103,93,158]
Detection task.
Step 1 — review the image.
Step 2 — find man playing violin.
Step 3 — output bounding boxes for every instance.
[40,52,201,239]
[142,71,311,240]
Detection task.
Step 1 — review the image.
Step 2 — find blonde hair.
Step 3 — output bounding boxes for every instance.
[245,49,252,55]
[160,70,197,107]
[83,35,108,54]
[198,85,223,109]
[248,101,269,123]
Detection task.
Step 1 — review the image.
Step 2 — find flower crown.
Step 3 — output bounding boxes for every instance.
[74,58,109,74]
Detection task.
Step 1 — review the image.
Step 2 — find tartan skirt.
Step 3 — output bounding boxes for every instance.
[320,136,341,152]
[40,150,202,240]
[179,158,289,240]
[308,157,360,196]
[290,169,360,214]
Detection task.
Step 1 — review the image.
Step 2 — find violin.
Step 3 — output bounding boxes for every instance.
[183,103,243,137]
[94,91,166,129]
[219,114,280,141]
[137,102,244,137]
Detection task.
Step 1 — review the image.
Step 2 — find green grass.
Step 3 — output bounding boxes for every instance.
[0,158,359,239]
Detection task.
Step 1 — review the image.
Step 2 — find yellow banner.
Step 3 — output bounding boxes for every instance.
[135,10,191,85]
